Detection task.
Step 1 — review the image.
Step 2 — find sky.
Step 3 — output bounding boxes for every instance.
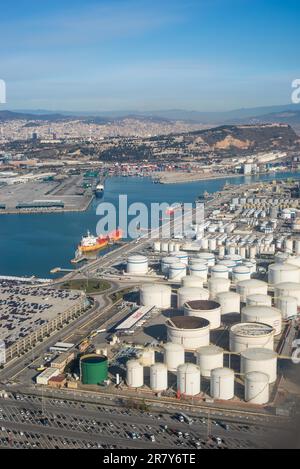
[0,0,300,112]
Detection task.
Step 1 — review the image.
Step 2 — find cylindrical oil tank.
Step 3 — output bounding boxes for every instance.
[241,348,277,384]
[244,371,269,404]
[195,345,224,377]
[208,278,231,300]
[177,363,201,396]
[216,291,241,315]
[126,359,144,388]
[168,242,175,253]
[268,263,300,285]
[177,286,209,308]
[232,265,251,283]
[181,276,204,288]
[225,254,243,265]
[153,241,161,252]
[243,261,257,275]
[137,348,155,366]
[274,252,290,264]
[275,296,298,320]
[80,355,108,385]
[175,251,189,265]
[127,255,148,274]
[140,284,171,308]
[236,279,268,303]
[169,262,187,282]
[150,363,168,392]
[161,256,178,275]
[242,305,282,336]
[196,252,215,267]
[275,282,300,306]
[211,265,229,279]
[246,294,272,307]
[184,300,221,329]
[163,342,185,371]
[230,323,275,353]
[161,241,169,252]
[217,259,236,273]
[208,238,217,251]
[166,316,210,350]
[189,263,208,280]
[210,367,235,400]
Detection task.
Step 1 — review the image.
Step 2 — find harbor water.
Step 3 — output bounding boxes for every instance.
[0,171,299,278]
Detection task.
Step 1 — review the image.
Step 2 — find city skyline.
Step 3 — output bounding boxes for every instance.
[1,0,299,111]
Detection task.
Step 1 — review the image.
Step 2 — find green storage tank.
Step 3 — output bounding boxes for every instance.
[80,354,108,385]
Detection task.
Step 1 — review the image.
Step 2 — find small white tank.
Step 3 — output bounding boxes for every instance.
[275,282,300,306]
[275,296,298,320]
[127,255,148,274]
[175,251,189,265]
[241,305,282,336]
[177,363,201,396]
[232,265,251,282]
[161,241,169,252]
[161,256,178,275]
[217,259,236,272]
[208,278,231,300]
[244,371,269,405]
[241,348,277,384]
[126,360,144,388]
[163,343,185,371]
[236,279,268,303]
[150,363,168,392]
[287,256,300,268]
[211,265,229,279]
[153,241,161,252]
[177,286,209,308]
[168,262,187,282]
[246,294,272,307]
[230,323,275,353]
[181,276,204,288]
[208,238,217,251]
[195,345,224,377]
[189,263,208,280]
[268,263,300,285]
[210,367,235,400]
[196,252,215,267]
[184,300,221,329]
[140,284,172,308]
[216,291,241,315]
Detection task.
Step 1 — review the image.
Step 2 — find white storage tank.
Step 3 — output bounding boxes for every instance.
[241,348,277,384]
[126,360,144,388]
[196,252,215,267]
[184,300,221,329]
[208,278,231,300]
[243,261,257,275]
[153,241,161,252]
[217,259,236,273]
[181,276,204,288]
[169,262,187,282]
[216,291,241,315]
[161,256,178,275]
[137,348,155,367]
[244,371,269,405]
[268,263,300,285]
[195,345,224,377]
[287,256,300,268]
[236,279,268,303]
[210,367,235,400]
[275,296,298,320]
[246,294,272,307]
[275,282,300,306]
[189,263,208,280]
[274,252,290,264]
[150,363,168,392]
[161,241,169,252]
[163,342,185,371]
[230,323,275,353]
[177,363,201,396]
[175,251,189,265]
[177,286,209,308]
[140,284,172,308]
[211,265,229,279]
[242,305,282,336]
[208,238,217,252]
[232,265,251,283]
[127,255,148,274]
[166,316,210,350]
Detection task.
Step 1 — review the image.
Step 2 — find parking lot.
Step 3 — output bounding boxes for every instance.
[0,391,285,449]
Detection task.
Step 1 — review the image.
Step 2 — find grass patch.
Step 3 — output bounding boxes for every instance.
[60,278,111,294]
